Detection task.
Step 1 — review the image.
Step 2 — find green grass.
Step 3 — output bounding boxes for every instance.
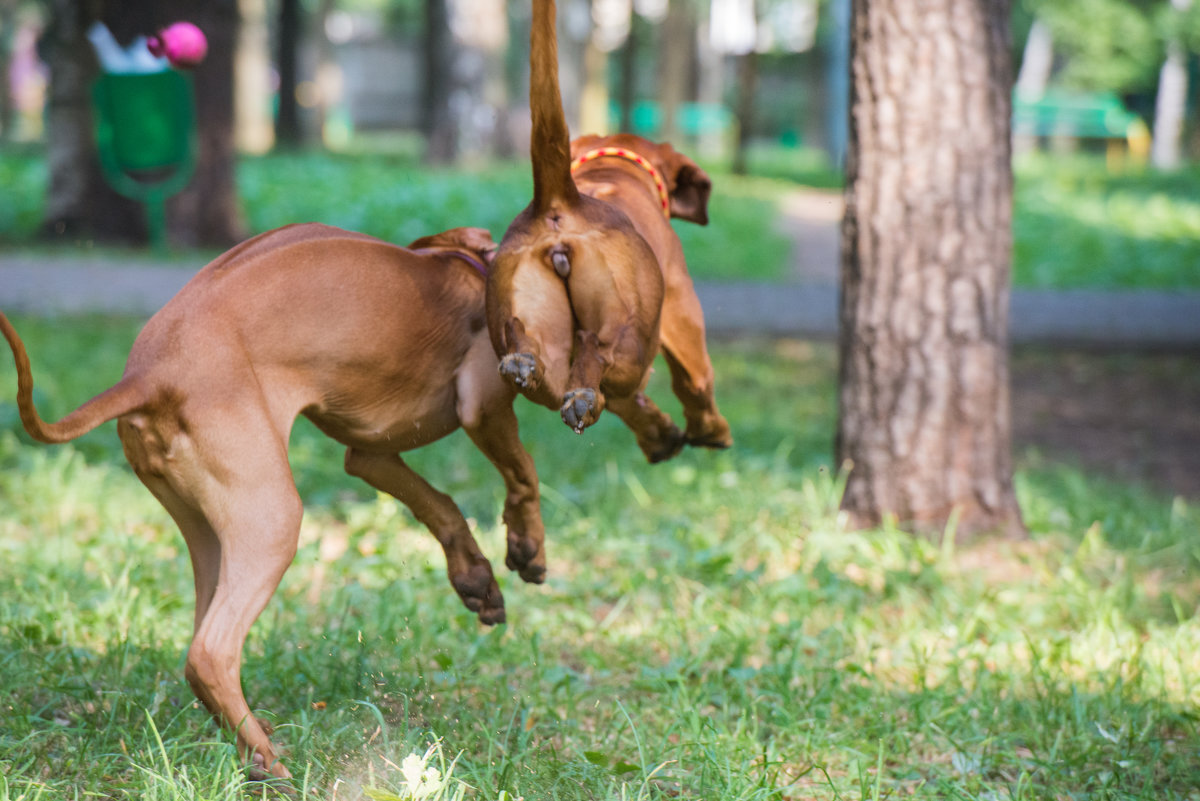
[6,146,1200,288]
[1013,154,1200,290]
[1,318,1198,799]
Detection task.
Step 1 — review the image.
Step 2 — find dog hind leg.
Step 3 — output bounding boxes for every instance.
[344,448,506,624]
[119,411,298,780]
[184,479,303,781]
[606,390,686,463]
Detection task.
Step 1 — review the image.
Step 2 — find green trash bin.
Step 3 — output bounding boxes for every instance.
[92,70,197,249]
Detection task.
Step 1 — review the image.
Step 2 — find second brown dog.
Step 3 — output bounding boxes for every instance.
[487,0,731,462]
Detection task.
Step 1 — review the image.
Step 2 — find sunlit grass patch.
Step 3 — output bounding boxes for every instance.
[1,318,1199,798]
[1014,154,1200,290]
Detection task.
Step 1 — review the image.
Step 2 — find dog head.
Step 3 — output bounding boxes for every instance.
[409,227,498,267]
[571,134,712,226]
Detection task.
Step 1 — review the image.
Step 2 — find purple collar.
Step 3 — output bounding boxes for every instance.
[414,248,490,277]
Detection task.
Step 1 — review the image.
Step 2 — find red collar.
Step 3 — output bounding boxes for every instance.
[570,147,670,218]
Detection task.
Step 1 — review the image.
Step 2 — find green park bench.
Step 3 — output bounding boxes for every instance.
[1012,90,1150,166]
[92,70,197,249]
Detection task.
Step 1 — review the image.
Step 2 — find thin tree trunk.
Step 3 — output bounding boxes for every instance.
[836,0,1025,540]
[618,17,637,133]
[0,0,15,142]
[1014,19,1053,101]
[313,0,336,143]
[731,50,757,175]
[274,0,302,148]
[658,0,693,144]
[235,0,273,153]
[423,0,455,162]
[1152,0,1192,170]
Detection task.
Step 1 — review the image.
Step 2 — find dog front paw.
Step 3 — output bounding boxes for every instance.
[499,352,543,391]
[561,387,603,433]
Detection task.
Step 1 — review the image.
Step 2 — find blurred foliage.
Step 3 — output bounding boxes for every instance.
[1023,0,1163,94]
[236,150,790,282]
[4,147,1200,289]
[0,147,44,239]
[1013,153,1200,289]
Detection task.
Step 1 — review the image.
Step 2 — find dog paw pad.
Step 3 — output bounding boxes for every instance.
[561,388,600,433]
[499,353,541,389]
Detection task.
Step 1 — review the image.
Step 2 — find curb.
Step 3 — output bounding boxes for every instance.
[3,260,1199,349]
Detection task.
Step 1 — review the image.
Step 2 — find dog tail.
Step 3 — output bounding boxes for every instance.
[1,312,148,444]
[529,0,580,214]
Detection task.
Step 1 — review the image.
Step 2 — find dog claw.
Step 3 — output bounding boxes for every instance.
[499,352,542,391]
[561,388,601,433]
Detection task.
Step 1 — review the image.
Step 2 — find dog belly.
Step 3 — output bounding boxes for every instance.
[304,402,460,453]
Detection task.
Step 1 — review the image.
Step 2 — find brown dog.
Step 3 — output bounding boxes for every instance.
[487,0,731,462]
[1,223,545,780]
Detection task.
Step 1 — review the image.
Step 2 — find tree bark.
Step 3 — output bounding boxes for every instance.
[836,0,1025,540]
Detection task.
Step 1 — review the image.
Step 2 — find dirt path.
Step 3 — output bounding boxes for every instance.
[770,191,1200,500]
[1011,349,1200,500]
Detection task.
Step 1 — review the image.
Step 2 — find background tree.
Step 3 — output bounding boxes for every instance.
[417,0,452,161]
[0,0,16,141]
[39,0,144,242]
[274,0,303,148]
[105,0,244,247]
[1152,0,1194,168]
[836,0,1026,539]
[40,0,243,247]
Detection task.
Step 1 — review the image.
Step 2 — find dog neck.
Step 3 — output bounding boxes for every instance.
[413,248,490,276]
[570,147,671,219]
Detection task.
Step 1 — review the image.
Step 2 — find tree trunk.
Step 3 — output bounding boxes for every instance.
[658,0,694,144]
[274,0,302,148]
[617,17,637,133]
[41,0,145,243]
[235,0,273,153]
[731,50,757,175]
[1152,0,1192,170]
[836,0,1025,541]
[422,0,455,162]
[0,0,15,142]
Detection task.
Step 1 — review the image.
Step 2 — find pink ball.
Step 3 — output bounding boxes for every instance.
[147,22,208,69]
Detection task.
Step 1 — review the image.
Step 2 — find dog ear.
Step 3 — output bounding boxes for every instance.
[409,227,496,255]
[666,155,712,226]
